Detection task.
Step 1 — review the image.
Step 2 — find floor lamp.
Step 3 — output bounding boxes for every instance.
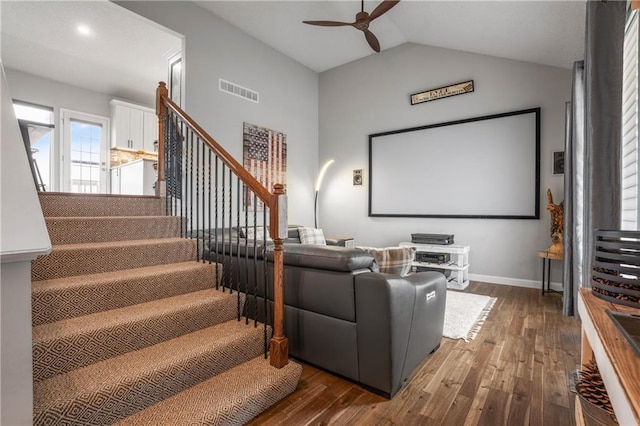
[314,159,334,228]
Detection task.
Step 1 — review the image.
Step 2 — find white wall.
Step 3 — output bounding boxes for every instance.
[318,43,570,286]
[115,1,319,226]
[1,65,51,425]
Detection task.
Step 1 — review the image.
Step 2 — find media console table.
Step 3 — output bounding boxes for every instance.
[577,289,640,425]
[399,242,470,290]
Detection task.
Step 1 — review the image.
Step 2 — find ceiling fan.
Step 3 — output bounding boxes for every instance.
[303,0,400,53]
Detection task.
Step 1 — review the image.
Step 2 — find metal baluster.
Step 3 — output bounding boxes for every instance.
[244,183,249,325]
[208,149,212,266]
[236,177,241,320]
[263,205,269,358]
[228,168,233,295]
[187,123,194,238]
[195,135,200,259]
[214,157,219,290]
[253,194,258,328]
[201,139,205,262]
[170,112,175,217]
[221,164,226,293]
[178,116,182,238]
[164,111,170,216]
[177,117,183,222]
[172,113,178,219]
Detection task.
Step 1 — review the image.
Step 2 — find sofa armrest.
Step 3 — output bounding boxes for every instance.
[326,237,354,247]
[354,271,447,397]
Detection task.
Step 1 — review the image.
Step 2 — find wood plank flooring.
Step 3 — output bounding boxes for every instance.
[249,282,582,425]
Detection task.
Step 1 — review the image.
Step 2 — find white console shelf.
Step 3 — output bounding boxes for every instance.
[400,242,470,290]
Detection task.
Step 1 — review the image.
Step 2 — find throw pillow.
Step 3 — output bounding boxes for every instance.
[357,246,416,277]
[298,227,326,245]
[244,226,272,241]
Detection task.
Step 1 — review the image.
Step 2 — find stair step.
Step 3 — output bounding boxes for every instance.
[33,320,268,426]
[45,216,182,244]
[117,356,302,425]
[33,288,243,382]
[32,262,222,326]
[39,192,162,217]
[31,238,197,281]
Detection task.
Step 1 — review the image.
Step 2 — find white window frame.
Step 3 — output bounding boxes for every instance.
[13,100,56,191]
[60,109,110,193]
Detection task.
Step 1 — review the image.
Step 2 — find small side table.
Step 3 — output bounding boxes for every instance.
[537,250,563,295]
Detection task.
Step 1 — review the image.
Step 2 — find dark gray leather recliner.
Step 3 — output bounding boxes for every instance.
[206,234,447,398]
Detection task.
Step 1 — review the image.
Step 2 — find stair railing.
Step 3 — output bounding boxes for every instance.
[155,82,288,368]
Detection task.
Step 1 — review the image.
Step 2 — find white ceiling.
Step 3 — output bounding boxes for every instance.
[0,0,585,103]
[198,0,586,72]
[0,1,182,104]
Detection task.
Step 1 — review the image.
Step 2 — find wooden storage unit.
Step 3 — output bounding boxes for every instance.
[578,288,640,425]
[399,242,470,290]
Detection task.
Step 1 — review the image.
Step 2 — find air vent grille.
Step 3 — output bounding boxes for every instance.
[219,79,259,103]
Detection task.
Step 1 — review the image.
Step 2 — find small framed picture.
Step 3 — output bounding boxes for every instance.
[553,150,565,175]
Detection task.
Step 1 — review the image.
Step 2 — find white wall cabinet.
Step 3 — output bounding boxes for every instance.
[110,100,156,152]
[110,159,156,195]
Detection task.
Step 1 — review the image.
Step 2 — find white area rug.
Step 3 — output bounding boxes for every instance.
[443,290,497,342]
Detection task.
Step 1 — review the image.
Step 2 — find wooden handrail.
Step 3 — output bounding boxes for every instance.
[155,82,288,368]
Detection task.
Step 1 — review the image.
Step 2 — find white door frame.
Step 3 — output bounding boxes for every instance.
[60,109,110,193]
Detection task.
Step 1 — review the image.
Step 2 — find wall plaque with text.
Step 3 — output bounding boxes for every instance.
[410,80,474,105]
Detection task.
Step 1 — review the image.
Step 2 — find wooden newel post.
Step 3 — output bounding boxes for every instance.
[156,82,168,197]
[269,183,288,368]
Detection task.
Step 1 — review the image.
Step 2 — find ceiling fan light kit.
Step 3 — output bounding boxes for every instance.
[303,0,400,53]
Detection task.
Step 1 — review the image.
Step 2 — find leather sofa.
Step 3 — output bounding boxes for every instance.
[204,227,447,398]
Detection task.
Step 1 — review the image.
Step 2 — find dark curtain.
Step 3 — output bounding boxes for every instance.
[564,0,625,316]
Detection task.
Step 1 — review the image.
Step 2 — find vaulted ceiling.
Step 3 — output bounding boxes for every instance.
[199,1,586,73]
[0,1,585,102]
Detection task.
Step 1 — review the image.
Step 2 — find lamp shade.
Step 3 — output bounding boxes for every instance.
[315,159,335,192]
[314,159,334,228]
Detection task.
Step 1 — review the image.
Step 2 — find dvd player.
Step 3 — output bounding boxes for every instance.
[415,252,450,264]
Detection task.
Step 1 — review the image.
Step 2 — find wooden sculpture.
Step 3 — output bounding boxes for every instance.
[546,189,564,256]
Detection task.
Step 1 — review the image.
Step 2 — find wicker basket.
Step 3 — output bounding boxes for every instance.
[592,230,640,309]
[576,361,618,426]
[577,389,618,426]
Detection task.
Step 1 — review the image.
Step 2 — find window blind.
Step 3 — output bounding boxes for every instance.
[622,10,639,230]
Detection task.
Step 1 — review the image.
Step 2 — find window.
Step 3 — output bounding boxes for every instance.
[168,53,182,107]
[13,100,54,191]
[622,9,640,230]
[69,119,103,193]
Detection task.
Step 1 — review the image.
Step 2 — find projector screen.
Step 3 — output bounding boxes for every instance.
[368,108,540,219]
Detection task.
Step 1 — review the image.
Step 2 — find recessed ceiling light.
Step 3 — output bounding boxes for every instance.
[77,24,92,36]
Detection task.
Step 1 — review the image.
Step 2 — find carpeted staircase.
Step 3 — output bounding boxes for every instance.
[31,192,301,425]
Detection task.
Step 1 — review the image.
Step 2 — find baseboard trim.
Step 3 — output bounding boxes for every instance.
[468,274,563,292]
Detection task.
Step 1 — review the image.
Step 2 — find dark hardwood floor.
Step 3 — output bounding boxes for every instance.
[249,282,581,425]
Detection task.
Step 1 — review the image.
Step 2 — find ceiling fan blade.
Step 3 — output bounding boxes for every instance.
[368,0,400,21]
[364,29,380,52]
[303,20,353,27]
